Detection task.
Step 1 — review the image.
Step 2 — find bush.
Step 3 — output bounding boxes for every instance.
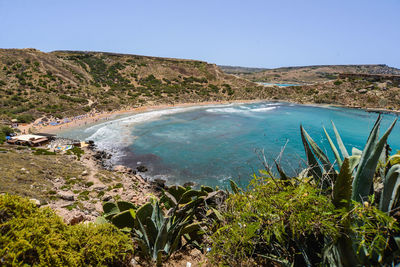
[33,149,56,155]
[210,177,340,266]
[334,80,343,86]
[66,146,84,160]
[0,125,13,144]
[16,114,34,123]
[0,194,134,266]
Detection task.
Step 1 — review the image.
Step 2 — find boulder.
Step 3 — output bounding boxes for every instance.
[136,165,148,172]
[102,195,112,202]
[69,214,85,225]
[59,192,75,201]
[358,89,368,94]
[150,178,166,191]
[113,165,135,174]
[29,198,41,207]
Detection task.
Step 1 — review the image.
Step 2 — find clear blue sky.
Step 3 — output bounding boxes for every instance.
[0,0,399,68]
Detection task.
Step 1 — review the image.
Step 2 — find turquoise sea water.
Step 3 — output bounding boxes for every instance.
[60,102,400,188]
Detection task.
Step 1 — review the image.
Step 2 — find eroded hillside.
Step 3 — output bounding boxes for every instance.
[220,64,400,84]
[0,49,265,121]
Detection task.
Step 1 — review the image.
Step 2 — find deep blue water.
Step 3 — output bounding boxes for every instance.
[60,102,400,188]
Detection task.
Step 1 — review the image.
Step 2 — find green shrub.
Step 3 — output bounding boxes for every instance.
[33,149,56,155]
[210,176,340,266]
[334,80,343,86]
[0,194,134,266]
[16,114,34,123]
[67,146,84,160]
[0,125,13,144]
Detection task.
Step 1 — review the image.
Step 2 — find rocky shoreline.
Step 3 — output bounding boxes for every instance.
[31,141,168,225]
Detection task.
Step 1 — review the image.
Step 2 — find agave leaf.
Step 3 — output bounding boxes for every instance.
[379,164,400,213]
[134,237,149,257]
[156,250,164,267]
[301,126,333,172]
[324,126,342,167]
[145,217,158,246]
[348,155,361,173]
[389,154,400,165]
[300,125,322,183]
[391,184,400,212]
[153,217,168,260]
[151,202,164,230]
[356,116,382,172]
[332,121,349,158]
[169,224,185,255]
[352,118,397,202]
[274,160,289,180]
[137,216,151,251]
[181,222,205,236]
[352,147,363,156]
[229,180,241,194]
[332,158,353,209]
[210,207,224,221]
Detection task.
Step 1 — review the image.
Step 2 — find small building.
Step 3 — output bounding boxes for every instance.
[7,134,49,147]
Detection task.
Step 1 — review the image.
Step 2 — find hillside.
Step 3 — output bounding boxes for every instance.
[220,64,400,84]
[1,49,400,124]
[0,49,264,122]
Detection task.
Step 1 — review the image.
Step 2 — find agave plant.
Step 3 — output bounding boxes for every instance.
[301,115,399,206]
[133,201,204,266]
[98,186,219,265]
[160,184,226,222]
[301,115,400,266]
[95,200,136,230]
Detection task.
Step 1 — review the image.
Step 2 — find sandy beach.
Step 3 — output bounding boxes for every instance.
[18,99,263,135]
[18,98,399,136]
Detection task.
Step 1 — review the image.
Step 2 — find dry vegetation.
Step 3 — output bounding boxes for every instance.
[0,49,264,122]
[220,64,400,84]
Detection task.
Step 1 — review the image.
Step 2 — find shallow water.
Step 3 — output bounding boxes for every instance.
[60,102,400,188]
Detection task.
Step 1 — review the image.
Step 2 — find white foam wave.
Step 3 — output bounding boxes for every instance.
[206,107,249,114]
[251,107,277,112]
[74,102,278,163]
[206,105,277,114]
[83,104,238,161]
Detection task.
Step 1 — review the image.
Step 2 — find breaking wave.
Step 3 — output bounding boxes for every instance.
[206,104,279,114]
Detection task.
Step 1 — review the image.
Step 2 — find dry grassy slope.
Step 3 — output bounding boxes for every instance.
[264,79,400,110]
[0,49,265,121]
[221,64,400,84]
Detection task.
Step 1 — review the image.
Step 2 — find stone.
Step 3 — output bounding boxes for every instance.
[81,170,88,176]
[150,178,166,191]
[130,258,139,266]
[59,192,75,201]
[94,186,106,191]
[114,165,128,173]
[136,165,148,172]
[69,214,85,225]
[358,89,368,94]
[30,198,41,206]
[183,182,195,188]
[102,195,112,201]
